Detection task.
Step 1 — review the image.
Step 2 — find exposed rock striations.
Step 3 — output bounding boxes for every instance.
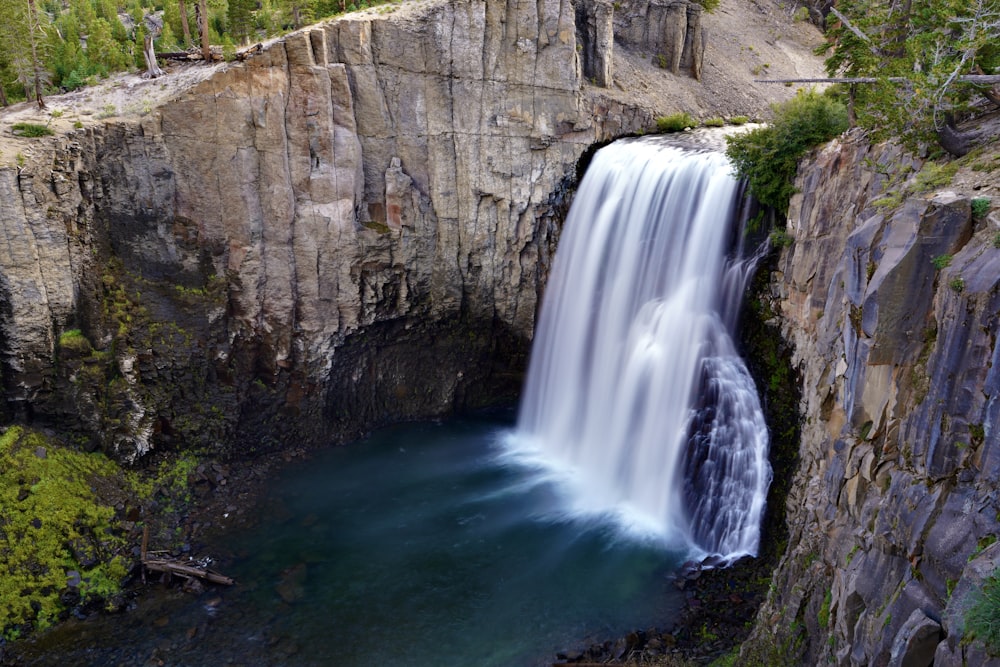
[741,131,1000,666]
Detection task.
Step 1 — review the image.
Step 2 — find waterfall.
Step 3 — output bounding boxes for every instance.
[513,137,771,561]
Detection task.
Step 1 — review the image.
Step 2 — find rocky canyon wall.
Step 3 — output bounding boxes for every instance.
[0,0,688,461]
[741,132,1000,666]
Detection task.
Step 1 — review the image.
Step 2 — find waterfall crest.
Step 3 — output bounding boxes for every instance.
[513,138,771,561]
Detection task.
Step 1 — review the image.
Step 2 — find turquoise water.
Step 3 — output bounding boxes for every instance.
[14,411,684,666]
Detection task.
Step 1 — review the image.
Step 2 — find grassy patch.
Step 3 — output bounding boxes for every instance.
[932,254,953,270]
[11,123,53,138]
[656,112,697,133]
[966,569,1000,653]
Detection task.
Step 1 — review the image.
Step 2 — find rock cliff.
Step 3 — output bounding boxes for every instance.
[0,0,822,461]
[741,131,1000,665]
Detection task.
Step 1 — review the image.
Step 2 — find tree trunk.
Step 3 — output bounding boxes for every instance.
[937,114,972,157]
[26,0,45,109]
[198,0,210,63]
[143,32,165,78]
[178,0,192,46]
[0,83,8,107]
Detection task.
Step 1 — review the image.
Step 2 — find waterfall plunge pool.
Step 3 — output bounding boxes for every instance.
[15,411,687,666]
[11,136,771,665]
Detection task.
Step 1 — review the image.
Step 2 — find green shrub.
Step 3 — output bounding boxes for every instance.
[770,228,794,248]
[725,89,848,214]
[11,123,53,138]
[703,116,725,127]
[950,277,965,293]
[912,161,959,192]
[729,115,750,125]
[656,112,697,133]
[972,197,991,219]
[966,569,1000,654]
[932,254,952,270]
[696,0,720,12]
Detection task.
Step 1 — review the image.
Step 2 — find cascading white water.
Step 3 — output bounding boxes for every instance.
[513,137,771,561]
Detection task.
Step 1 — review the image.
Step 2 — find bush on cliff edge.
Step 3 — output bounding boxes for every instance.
[967,569,1000,654]
[725,89,849,218]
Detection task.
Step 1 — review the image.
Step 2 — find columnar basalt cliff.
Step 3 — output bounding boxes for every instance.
[1,0,576,460]
[741,131,1000,666]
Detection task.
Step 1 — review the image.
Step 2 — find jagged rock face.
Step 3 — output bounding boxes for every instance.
[0,0,670,461]
[742,133,1000,666]
[615,0,704,78]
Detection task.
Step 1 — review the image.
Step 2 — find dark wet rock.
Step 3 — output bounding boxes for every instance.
[275,563,308,604]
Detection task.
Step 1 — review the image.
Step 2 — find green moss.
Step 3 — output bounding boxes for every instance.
[57,329,93,356]
[846,544,860,565]
[818,590,832,628]
[708,648,739,667]
[0,427,131,639]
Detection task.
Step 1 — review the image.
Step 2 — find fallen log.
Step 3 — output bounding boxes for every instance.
[140,525,235,585]
[155,50,223,62]
[142,557,235,586]
[754,75,1000,85]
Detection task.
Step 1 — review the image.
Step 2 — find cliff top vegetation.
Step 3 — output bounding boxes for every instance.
[820,0,1000,153]
[0,0,401,110]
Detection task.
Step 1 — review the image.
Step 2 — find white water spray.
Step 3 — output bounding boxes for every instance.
[513,138,771,561]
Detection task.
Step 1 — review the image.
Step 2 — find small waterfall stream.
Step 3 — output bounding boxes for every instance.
[513,137,771,561]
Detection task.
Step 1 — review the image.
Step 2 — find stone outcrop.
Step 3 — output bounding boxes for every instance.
[0,0,701,461]
[615,0,705,79]
[741,131,1000,665]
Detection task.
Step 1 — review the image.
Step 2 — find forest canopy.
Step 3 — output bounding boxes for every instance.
[0,0,391,106]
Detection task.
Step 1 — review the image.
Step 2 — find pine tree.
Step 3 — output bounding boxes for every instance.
[228,0,256,45]
[824,0,1000,149]
[158,22,179,52]
[86,17,129,74]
